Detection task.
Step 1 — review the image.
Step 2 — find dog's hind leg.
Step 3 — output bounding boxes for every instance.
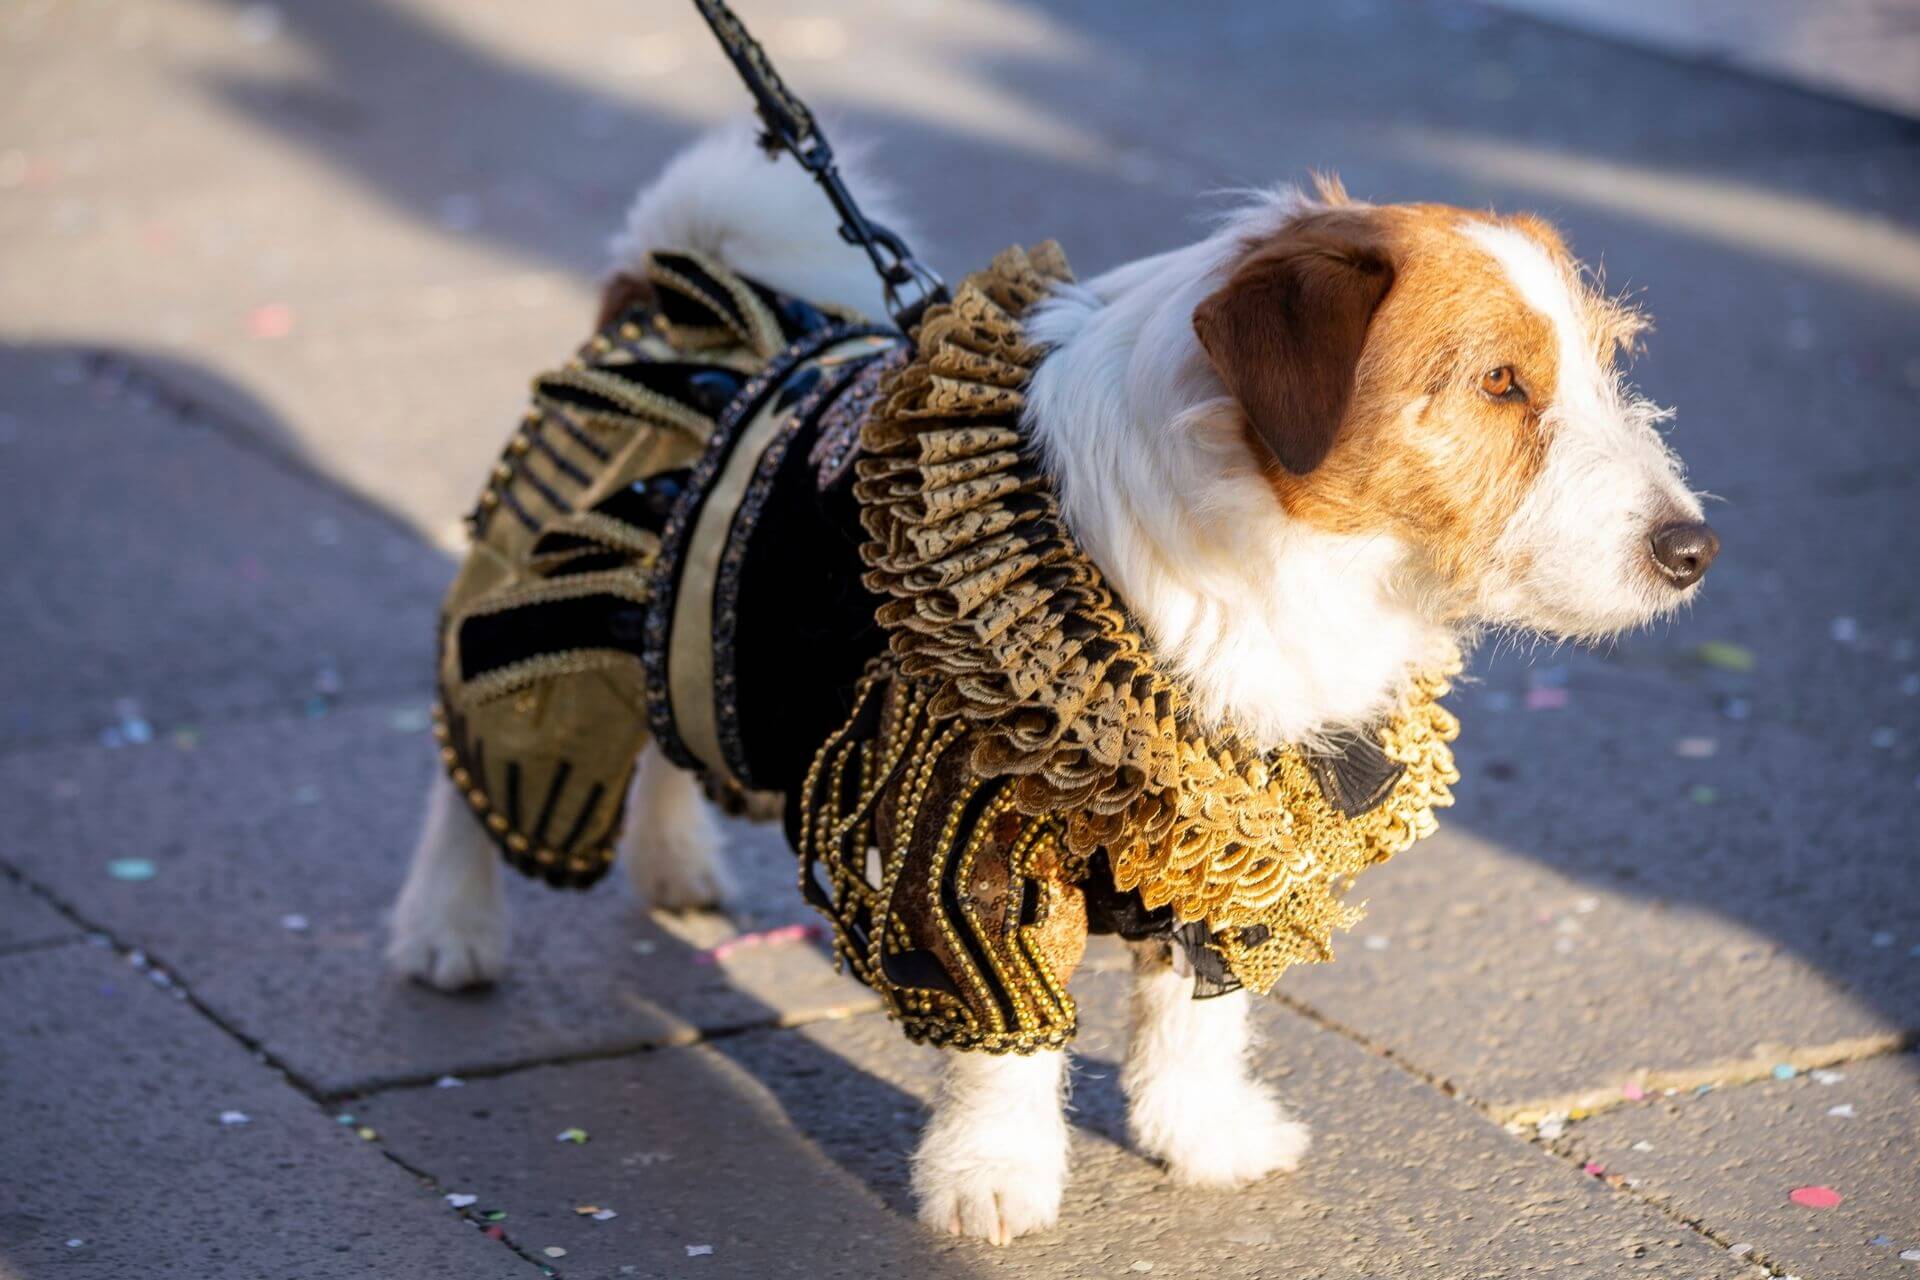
[620,743,733,913]
[1122,941,1310,1186]
[388,771,510,990]
[912,1047,1069,1245]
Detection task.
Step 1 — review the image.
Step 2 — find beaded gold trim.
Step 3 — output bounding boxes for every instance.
[849,243,1462,993]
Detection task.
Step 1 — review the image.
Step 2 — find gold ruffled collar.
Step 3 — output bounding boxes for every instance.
[853,243,1460,993]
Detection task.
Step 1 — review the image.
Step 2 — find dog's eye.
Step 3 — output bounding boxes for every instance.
[1479,366,1525,402]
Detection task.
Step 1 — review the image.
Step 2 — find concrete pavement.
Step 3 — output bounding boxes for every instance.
[2,0,1916,1275]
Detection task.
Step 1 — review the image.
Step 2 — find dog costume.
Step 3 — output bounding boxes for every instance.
[434,242,1461,1053]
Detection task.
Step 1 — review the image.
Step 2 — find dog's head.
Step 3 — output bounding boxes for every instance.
[1193,184,1714,642]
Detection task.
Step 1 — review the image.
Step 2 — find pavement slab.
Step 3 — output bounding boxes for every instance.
[0,343,451,753]
[0,702,875,1098]
[0,873,76,953]
[357,966,1760,1279]
[1564,1052,1920,1278]
[1285,683,1919,1108]
[0,943,527,1279]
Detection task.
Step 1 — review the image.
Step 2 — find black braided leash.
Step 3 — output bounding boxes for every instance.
[690,0,949,330]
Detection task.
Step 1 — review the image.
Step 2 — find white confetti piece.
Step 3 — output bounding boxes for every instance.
[433,1075,464,1089]
[279,913,308,932]
[1827,1104,1855,1118]
[544,1246,567,1259]
[1811,1069,1845,1085]
[593,1209,618,1221]
[1363,935,1390,951]
[445,1193,478,1208]
[219,1110,250,1126]
[1631,1140,1654,1152]
[686,1244,714,1257]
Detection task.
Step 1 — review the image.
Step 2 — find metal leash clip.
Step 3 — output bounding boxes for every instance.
[691,0,949,330]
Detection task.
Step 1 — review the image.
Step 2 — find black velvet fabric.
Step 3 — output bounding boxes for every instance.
[727,384,890,793]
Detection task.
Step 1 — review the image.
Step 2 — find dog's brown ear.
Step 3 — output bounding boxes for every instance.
[595,271,653,330]
[1192,215,1394,475]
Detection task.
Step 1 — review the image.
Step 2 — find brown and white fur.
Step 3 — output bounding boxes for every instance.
[389,123,1715,1243]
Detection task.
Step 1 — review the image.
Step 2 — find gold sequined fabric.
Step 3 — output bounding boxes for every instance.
[795,665,1086,1052]
[436,249,851,887]
[847,243,1463,993]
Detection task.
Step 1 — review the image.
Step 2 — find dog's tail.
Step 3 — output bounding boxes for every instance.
[605,119,911,323]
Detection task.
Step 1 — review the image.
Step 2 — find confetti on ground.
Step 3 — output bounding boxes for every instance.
[1695,641,1755,673]
[445,1193,478,1208]
[1631,1140,1654,1152]
[1537,1114,1567,1140]
[1363,935,1390,951]
[1673,736,1718,758]
[593,1209,617,1221]
[1901,1248,1920,1261]
[389,707,431,733]
[356,1126,378,1141]
[1827,1103,1855,1118]
[1582,1161,1606,1177]
[219,1110,250,1126]
[1831,616,1859,644]
[631,939,658,956]
[1772,1063,1798,1080]
[434,1075,464,1088]
[1689,785,1719,805]
[1721,696,1751,720]
[1131,1263,1155,1274]
[543,1246,567,1259]
[280,914,308,932]
[108,859,156,881]
[686,1244,714,1257]
[1811,1069,1845,1085]
[556,1127,589,1144]
[1869,1235,1892,1246]
[1788,1185,1842,1209]
[695,923,822,964]
[481,1210,507,1222]
[66,1239,83,1249]
[1728,1243,1753,1258]
[335,1113,354,1125]
[1524,685,1569,711]
[1621,1083,1647,1101]
[247,302,295,339]
[484,1226,506,1241]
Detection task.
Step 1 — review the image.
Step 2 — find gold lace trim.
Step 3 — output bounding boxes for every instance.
[854,243,1461,992]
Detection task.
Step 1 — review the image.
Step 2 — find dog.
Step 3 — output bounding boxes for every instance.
[389,122,1715,1244]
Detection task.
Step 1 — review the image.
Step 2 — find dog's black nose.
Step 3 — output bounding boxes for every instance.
[1649,520,1719,588]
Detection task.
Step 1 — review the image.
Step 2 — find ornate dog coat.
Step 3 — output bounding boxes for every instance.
[435,242,1460,1053]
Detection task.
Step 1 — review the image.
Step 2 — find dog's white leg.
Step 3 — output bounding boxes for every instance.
[912,1048,1069,1245]
[1122,942,1310,1187]
[620,743,732,912]
[387,771,509,990]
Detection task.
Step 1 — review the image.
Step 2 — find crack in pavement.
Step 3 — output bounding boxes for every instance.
[0,855,883,1277]
[1491,1029,1918,1127]
[1264,987,1913,1272]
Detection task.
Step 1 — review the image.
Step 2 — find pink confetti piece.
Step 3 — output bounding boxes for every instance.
[1789,1185,1842,1209]
[1621,1083,1647,1102]
[695,923,822,964]
[1524,685,1569,711]
[247,302,295,340]
[1582,1161,1606,1177]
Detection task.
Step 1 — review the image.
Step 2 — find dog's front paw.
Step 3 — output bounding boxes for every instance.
[388,896,507,991]
[915,1154,1064,1246]
[1131,1077,1310,1189]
